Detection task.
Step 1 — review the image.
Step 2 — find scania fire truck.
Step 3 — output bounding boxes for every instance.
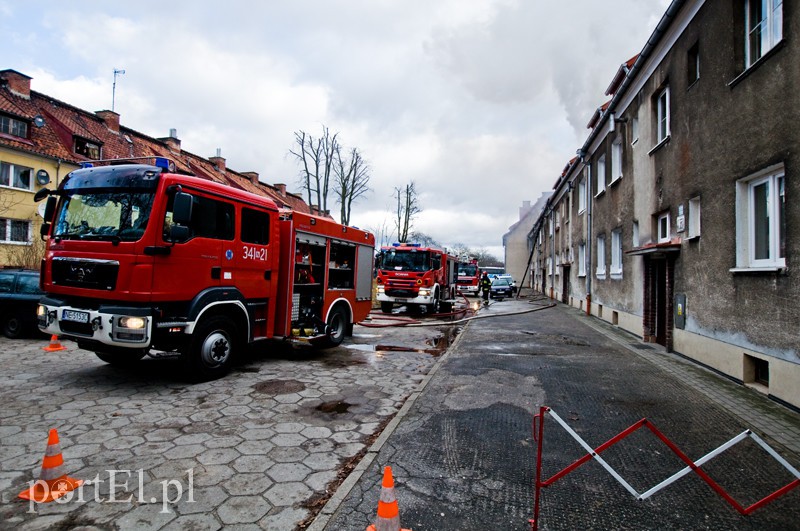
[375,243,457,314]
[456,258,481,296]
[34,158,375,380]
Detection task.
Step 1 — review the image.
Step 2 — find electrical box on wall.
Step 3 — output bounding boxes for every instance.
[675,293,686,329]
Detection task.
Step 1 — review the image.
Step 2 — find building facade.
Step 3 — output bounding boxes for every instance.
[530,0,799,410]
[502,193,551,287]
[0,69,311,268]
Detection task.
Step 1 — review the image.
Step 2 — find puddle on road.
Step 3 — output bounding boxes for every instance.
[346,326,459,358]
[315,400,352,414]
[253,379,306,395]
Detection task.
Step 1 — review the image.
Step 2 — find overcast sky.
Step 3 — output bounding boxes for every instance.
[3,0,671,259]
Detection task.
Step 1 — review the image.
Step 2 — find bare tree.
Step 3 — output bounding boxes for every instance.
[333,146,371,226]
[394,182,420,243]
[289,126,339,215]
[409,231,439,248]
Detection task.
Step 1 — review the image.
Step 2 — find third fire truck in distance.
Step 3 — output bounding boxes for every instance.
[34,157,375,380]
[456,258,481,296]
[376,243,457,314]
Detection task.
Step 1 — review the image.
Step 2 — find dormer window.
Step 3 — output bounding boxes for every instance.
[0,114,29,139]
[74,137,101,159]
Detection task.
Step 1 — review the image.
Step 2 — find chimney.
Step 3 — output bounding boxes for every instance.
[241,172,260,185]
[95,110,120,133]
[158,128,181,153]
[274,183,286,197]
[0,69,32,99]
[209,148,226,173]
[520,201,531,219]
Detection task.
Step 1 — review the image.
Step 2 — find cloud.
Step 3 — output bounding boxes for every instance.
[7,0,672,261]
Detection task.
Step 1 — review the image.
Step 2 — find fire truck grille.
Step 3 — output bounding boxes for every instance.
[386,289,418,298]
[52,258,119,291]
[60,320,94,337]
[457,279,473,285]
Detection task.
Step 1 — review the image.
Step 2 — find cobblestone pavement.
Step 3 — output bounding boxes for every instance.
[0,316,457,530]
[319,297,800,531]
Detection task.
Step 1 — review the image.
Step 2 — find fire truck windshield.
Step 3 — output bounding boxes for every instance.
[53,190,155,242]
[458,264,478,276]
[380,249,429,272]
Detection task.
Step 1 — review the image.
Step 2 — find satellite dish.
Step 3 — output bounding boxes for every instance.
[33,115,46,128]
[36,169,50,185]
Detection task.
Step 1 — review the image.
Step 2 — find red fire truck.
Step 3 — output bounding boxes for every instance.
[456,258,481,296]
[375,243,457,314]
[34,158,375,380]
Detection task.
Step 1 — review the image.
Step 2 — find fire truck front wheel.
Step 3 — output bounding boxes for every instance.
[380,302,393,314]
[321,306,348,348]
[184,316,238,380]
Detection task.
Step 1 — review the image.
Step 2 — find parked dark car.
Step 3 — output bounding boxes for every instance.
[489,277,514,300]
[0,269,45,338]
[496,274,517,294]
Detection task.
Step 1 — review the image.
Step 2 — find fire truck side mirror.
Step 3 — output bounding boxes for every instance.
[173,192,193,225]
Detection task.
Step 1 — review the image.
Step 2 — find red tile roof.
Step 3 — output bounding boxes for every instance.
[0,69,314,215]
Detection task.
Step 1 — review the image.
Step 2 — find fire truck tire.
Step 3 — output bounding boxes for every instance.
[184,316,237,380]
[380,302,393,314]
[321,306,348,348]
[95,351,146,366]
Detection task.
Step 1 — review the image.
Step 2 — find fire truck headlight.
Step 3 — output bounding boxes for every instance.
[119,316,146,329]
[418,288,430,297]
[377,285,385,294]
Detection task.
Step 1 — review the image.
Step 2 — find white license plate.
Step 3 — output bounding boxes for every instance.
[395,298,408,303]
[62,309,89,323]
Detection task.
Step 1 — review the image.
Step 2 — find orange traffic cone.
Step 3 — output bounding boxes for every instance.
[366,466,411,531]
[43,334,66,352]
[18,429,83,502]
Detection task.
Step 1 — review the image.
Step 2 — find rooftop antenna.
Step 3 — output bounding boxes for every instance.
[112,68,126,112]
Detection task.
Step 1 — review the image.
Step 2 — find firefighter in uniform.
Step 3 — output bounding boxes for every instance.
[480,271,492,304]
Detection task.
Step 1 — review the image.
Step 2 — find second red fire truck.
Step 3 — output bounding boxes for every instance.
[375,243,457,314]
[456,258,481,296]
[35,158,375,380]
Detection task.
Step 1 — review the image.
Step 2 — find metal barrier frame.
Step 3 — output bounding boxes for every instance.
[530,406,800,530]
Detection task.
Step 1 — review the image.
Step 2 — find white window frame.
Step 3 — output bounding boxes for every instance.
[657,212,671,243]
[578,243,586,277]
[596,234,606,279]
[0,217,32,244]
[688,197,701,239]
[656,86,670,144]
[745,0,783,68]
[610,229,623,278]
[578,176,587,214]
[735,165,785,269]
[611,139,623,183]
[0,161,34,192]
[596,156,606,196]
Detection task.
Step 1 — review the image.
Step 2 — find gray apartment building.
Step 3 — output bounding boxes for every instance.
[530,0,799,410]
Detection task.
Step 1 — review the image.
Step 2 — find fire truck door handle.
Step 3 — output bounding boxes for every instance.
[144,245,171,256]
[264,271,271,281]
[211,266,221,280]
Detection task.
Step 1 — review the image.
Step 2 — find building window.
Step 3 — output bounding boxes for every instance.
[687,42,700,86]
[596,156,606,195]
[735,165,785,268]
[610,229,623,277]
[578,176,587,214]
[578,243,586,277]
[596,234,606,278]
[0,114,29,139]
[611,139,623,183]
[746,0,783,67]
[688,197,701,239]
[74,137,101,159]
[0,161,33,191]
[657,212,671,243]
[0,218,30,244]
[656,86,670,144]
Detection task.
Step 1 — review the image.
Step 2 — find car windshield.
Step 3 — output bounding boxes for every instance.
[492,278,510,287]
[53,189,155,242]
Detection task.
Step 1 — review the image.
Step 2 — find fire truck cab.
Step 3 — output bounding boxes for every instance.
[34,158,375,380]
[456,258,481,296]
[375,243,457,314]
